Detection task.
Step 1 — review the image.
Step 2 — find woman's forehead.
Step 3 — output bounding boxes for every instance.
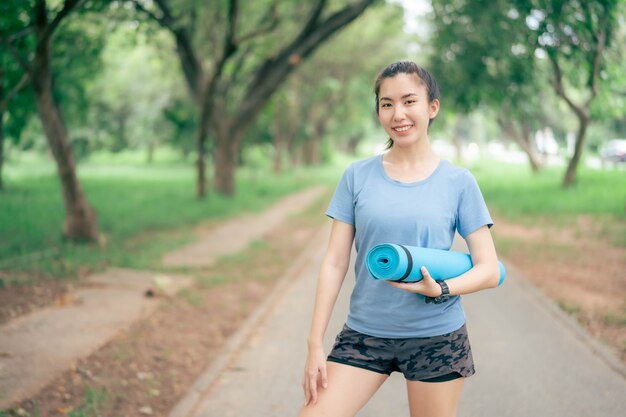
[379,73,427,97]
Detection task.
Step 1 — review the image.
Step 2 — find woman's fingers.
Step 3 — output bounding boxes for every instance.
[421,266,436,284]
[307,369,318,405]
[302,372,311,405]
[385,266,441,297]
[320,362,328,389]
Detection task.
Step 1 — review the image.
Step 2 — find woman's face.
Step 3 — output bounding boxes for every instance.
[377,73,439,147]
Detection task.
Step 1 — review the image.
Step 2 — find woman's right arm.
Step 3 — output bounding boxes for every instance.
[302,219,355,406]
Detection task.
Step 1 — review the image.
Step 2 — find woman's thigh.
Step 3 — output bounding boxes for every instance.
[298,361,388,417]
[406,377,465,417]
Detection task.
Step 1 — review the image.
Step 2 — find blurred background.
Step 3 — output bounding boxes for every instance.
[0,0,625,415]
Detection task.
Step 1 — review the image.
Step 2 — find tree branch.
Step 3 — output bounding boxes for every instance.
[138,0,203,101]
[0,31,32,73]
[39,0,85,45]
[299,0,327,40]
[6,26,35,43]
[547,52,587,121]
[236,1,280,44]
[587,13,608,107]
[0,73,31,113]
[225,0,238,55]
[236,0,376,126]
[133,0,177,33]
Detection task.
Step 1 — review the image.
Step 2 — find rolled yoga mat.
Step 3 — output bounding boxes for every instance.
[366,243,506,286]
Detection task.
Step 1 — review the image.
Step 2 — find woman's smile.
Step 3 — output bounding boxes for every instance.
[393,124,414,133]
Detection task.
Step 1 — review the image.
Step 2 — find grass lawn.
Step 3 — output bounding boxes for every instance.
[2,153,624,283]
[0,155,342,282]
[469,160,626,247]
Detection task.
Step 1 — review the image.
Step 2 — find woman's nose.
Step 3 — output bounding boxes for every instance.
[393,105,406,121]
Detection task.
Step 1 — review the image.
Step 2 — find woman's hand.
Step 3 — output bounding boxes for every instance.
[302,344,328,406]
[387,266,442,297]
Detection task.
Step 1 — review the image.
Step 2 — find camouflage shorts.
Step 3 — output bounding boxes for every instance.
[327,323,475,382]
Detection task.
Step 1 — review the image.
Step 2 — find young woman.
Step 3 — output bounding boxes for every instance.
[298,61,501,417]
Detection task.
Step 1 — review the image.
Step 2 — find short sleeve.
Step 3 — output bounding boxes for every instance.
[325,164,355,225]
[456,171,493,238]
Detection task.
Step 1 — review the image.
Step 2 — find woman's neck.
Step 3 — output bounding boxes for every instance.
[384,141,438,167]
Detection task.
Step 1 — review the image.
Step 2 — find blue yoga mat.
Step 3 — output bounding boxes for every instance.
[366,243,506,286]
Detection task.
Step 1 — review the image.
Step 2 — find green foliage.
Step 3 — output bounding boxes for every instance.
[429,0,535,111]
[83,21,184,155]
[53,13,107,126]
[427,0,626,163]
[0,0,37,146]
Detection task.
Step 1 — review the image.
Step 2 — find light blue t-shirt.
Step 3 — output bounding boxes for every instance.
[326,154,493,338]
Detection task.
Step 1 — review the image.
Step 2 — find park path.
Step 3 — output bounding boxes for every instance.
[163,186,326,268]
[173,226,626,417]
[0,186,326,410]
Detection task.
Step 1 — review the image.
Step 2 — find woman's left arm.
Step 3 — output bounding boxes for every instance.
[388,225,500,297]
[445,225,501,295]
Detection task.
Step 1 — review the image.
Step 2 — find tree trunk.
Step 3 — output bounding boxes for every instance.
[195,106,209,198]
[32,12,99,242]
[213,122,240,195]
[498,116,541,172]
[562,115,589,187]
[213,141,237,195]
[146,142,155,164]
[346,135,360,155]
[0,71,4,192]
[273,137,285,174]
[112,106,129,152]
[303,126,323,165]
[0,110,4,192]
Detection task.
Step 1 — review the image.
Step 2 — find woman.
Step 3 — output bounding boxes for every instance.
[298,61,501,417]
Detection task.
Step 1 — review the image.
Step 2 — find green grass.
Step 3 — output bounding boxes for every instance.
[603,308,626,327]
[470,160,626,217]
[67,387,107,417]
[0,155,341,279]
[5,153,622,282]
[469,159,626,246]
[557,299,582,316]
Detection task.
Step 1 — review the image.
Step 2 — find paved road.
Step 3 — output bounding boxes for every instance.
[176,224,626,417]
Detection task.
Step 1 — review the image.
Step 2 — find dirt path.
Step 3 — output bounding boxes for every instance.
[162,186,326,267]
[492,215,626,364]
[0,186,327,412]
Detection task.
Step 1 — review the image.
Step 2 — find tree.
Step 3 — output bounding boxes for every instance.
[266,2,407,168]
[0,0,100,241]
[0,1,36,191]
[513,0,620,186]
[428,0,545,171]
[429,0,621,183]
[133,0,378,196]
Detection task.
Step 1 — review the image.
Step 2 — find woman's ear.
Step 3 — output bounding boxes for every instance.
[429,98,440,119]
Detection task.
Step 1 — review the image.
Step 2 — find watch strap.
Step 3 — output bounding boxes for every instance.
[425,281,450,304]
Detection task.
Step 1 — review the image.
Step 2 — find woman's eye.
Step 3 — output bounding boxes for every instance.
[380,103,391,108]
[405,100,416,105]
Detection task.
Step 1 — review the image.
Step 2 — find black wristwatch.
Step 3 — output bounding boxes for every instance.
[425,281,450,304]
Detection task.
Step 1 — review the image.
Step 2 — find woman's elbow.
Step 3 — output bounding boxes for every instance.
[486,262,501,288]
[489,262,500,288]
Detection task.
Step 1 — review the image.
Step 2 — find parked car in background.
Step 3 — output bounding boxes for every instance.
[600,139,626,164]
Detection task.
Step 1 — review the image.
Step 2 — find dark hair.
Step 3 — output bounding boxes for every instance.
[374,61,441,148]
